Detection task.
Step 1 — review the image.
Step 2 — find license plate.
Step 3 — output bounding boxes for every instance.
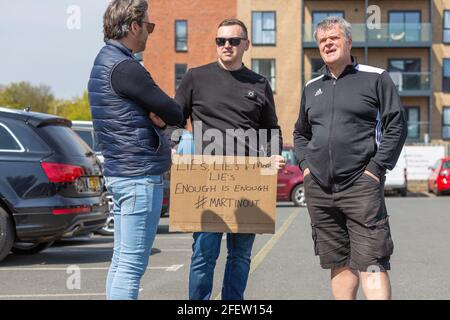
[87,177,101,191]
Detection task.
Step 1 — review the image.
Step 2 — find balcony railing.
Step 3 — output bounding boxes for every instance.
[303,23,432,47]
[304,72,431,96]
[388,72,431,96]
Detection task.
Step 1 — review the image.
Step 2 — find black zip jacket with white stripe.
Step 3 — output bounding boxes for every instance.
[293,57,407,192]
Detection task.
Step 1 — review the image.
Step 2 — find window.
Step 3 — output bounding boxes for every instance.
[175,64,187,91]
[444,11,450,43]
[252,59,276,92]
[252,12,276,45]
[175,20,188,52]
[0,123,23,151]
[443,107,450,140]
[311,58,324,75]
[444,59,450,92]
[312,11,344,27]
[405,107,420,140]
[388,59,421,91]
[388,11,421,42]
[74,129,94,149]
[281,148,298,166]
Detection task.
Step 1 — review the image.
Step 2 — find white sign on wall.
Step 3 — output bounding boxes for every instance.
[404,146,446,180]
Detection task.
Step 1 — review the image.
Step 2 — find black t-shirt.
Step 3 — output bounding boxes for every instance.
[167,62,282,156]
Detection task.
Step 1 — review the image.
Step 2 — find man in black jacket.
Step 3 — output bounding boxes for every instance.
[293,16,407,300]
[167,18,284,300]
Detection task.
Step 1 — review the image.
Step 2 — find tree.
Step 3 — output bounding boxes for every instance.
[54,91,92,120]
[0,82,54,113]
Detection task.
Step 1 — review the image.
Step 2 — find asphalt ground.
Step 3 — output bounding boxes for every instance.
[0,194,449,300]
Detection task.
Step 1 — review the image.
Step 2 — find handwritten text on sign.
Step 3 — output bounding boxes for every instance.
[169,155,278,234]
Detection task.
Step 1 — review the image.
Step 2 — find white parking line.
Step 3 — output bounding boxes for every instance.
[0,264,184,272]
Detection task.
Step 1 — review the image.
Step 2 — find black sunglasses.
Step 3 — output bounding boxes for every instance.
[215,37,247,47]
[141,21,155,34]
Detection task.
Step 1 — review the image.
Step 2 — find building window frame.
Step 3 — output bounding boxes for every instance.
[311,11,345,26]
[175,20,188,52]
[387,58,421,92]
[251,59,276,93]
[387,10,421,42]
[405,106,421,140]
[444,59,450,92]
[252,11,276,46]
[443,107,450,140]
[175,63,187,93]
[444,10,450,44]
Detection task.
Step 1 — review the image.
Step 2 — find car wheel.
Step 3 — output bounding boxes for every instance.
[11,241,54,255]
[291,184,307,207]
[400,188,407,197]
[0,207,15,262]
[96,216,114,236]
[434,183,441,196]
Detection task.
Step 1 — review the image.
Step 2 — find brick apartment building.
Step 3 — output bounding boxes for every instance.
[143,0,450,146]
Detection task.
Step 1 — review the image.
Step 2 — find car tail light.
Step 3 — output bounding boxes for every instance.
[440,170,449,177]
[52,206,92,215]
[41,162,85,183]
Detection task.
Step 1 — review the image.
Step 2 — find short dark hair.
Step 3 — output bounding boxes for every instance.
[218,18,248,39]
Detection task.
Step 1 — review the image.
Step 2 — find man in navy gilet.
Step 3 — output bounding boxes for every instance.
[88,0,182,300]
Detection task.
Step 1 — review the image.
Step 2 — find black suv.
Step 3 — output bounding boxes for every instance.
[0,107,108,262]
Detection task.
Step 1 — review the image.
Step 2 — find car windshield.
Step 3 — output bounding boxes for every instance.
[443,161,450,170]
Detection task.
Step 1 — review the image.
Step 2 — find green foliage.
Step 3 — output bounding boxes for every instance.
[0,82,91,120]
[0,81,54,113]
[54,91,92,121]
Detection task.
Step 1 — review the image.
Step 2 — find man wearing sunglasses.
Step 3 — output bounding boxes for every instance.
[166,18,284,300]
[88,0,182,300]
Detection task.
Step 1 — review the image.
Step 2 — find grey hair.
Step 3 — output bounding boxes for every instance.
[103,0,148,42]
[313,16,352,41]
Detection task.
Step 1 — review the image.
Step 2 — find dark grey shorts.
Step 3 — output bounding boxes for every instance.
[304,172,394,272]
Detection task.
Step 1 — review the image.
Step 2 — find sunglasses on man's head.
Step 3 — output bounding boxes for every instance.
[215,37,247,47]
[141,21,155,34]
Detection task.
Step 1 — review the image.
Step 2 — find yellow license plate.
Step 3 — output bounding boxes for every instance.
[88,177,101,191]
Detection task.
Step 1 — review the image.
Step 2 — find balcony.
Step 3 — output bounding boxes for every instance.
[303,23,432,48]
[304,72,431,96]
[388,72,431,96]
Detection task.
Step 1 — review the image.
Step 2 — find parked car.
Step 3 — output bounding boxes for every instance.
[0,107,108,262]
[72,120,170,236]
[385,148,408,196]
[277,146,306,207]
[71,121,104,163]
[428,157,450,196]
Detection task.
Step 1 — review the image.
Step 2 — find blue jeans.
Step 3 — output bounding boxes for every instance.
[104,175,163,300]
[189,232,256,300]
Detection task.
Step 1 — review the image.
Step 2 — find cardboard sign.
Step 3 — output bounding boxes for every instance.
[169,155,278,234]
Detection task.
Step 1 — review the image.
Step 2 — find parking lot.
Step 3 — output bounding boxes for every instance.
[0,194,449,300]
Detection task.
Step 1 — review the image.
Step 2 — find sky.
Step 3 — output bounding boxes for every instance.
[0,0,111,99]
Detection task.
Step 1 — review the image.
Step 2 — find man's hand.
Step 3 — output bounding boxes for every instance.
[149,112,166,128]
[271,155,286,170]
[303,168,310,177]
[364,170,380,183]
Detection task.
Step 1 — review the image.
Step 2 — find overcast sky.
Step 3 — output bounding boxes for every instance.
[0,0,111,99]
